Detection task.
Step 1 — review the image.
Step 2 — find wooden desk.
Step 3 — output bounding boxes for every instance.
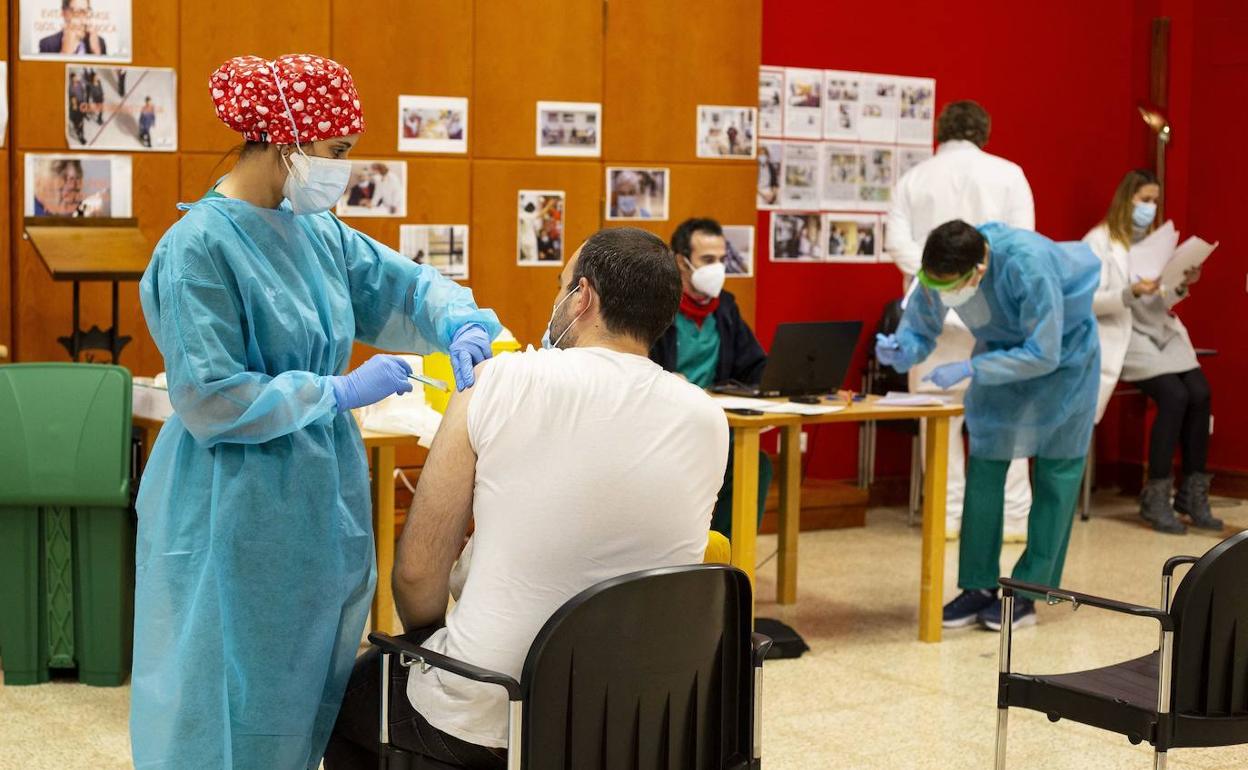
[131,416,421,635]
[725,395,964,643]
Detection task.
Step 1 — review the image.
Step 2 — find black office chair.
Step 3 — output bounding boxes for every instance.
[370,565,772,770]
[993,530,1248,769]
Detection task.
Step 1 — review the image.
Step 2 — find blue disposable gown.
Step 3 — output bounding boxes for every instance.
[131,195,501,769]
[895,222,1101,461]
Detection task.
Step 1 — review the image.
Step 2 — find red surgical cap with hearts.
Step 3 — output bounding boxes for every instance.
[210,54,365,144]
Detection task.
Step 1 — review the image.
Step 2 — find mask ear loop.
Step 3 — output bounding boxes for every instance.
[551,285,585,349]
[267,59,305,178]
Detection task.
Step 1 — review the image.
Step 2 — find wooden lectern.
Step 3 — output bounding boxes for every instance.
[23,217,152,364]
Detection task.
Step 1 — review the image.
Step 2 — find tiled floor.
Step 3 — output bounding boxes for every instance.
[2,491,1246,769]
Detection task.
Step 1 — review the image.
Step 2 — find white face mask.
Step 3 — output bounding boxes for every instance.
[280,150,352,215]
[938,284,977,308]
[686,257,726,298]
[541,286,583,350]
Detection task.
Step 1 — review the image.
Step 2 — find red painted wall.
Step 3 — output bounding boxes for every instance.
[758,0,1163,479]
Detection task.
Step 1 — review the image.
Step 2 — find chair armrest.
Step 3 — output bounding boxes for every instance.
[369,632,522,701]
[751,633,773,667]
[1163,555,1200,577]
[999,578,1174,631]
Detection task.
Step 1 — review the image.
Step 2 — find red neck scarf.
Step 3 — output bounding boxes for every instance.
[679,292,719,329]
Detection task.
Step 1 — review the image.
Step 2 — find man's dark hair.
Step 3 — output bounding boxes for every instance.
[670,217,724,258]
[935,100,991,147]
[921,220,986,277]
[570,227,681,345]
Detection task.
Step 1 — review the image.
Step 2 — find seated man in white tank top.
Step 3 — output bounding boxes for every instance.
[325,227,730,770]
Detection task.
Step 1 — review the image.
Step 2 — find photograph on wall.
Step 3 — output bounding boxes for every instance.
[606,167,668,221]
[335,160,407,217]
[1,62,7,146]
[822,70,861,141]
[24,152,131,217]
[782,67,822,139]
[820,143,861,210]
[19,0,132,62]
[780,141,819,208]
[858,144,896,210]
[400,224,469,280]
[770,212,823,263]
[535,101,600,157]
[65,65,177,151]
[756,140,781,209]
[822,214,880,263]
[897,146,934,179]
[517,190,565,266]
[722,225,755,277]
[897,76,936,145]
[696,105,756,159]
[397,95,467,154]
[858,74,900,143]
[758,67,783,137]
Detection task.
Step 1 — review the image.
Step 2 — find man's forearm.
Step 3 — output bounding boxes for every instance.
[393,570,451,631]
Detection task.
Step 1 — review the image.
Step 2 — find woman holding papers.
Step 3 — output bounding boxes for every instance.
[1084,168,1220,534]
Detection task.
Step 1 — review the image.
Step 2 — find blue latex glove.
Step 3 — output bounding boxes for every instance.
[923,360,974,390]
[874,333,904,367]
[330,354,413,412]
[449,323,492,391]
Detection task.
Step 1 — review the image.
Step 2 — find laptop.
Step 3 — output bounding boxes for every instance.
[711,321,863,398]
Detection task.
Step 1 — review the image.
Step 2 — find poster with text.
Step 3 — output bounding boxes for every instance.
[858,74,900,143]
[25,152,131,217]
[822,70,861,141]
[517,190,565,265]
[398,95,467,154]
[897,76,936,145]
[65,66,177,151]
[758,67,784,137]
[858,144,896,211]
[822,214,880,263]
[819,143,861,211]
[756,140,781,209]
[696,105,756,159]
[722,225,754,277]
[780,142,819,208]
[770,212,823,263]
[536,101,601,157]
[400,224,469,280]
[336,160,407,217]
[782,67,822,139]
[20,0,131,62]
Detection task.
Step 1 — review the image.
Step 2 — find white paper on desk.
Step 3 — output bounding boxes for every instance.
[1127,220,1179,280]
[358,355,442,447]
[712,395,846,416]
[1160,236,1217,295]
[876,391,949,407]
[711,395,779,410]
[132,383,174,420]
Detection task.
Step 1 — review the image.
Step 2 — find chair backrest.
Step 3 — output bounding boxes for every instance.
[0,363,131,507]
[1169,530,1248,716]
[519,565,754,770]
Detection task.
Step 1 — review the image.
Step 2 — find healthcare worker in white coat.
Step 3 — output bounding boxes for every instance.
[885,99,1034,541]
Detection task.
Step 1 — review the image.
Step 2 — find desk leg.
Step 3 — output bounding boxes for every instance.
[729,427,762,588]
[777,425,802,604]
[371,446,398,635]
[919,416,950,643]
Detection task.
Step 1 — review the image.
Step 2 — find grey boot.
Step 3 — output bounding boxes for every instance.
[1174,472,1224,531]
[1140,478,1186,534]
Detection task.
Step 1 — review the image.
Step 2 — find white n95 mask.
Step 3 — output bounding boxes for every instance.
[687,258,726,298]
[938,284,978,308]
[281,150,352,216]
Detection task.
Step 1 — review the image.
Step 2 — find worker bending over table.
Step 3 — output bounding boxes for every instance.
[876,221,1100,631]
[649,217,770,539]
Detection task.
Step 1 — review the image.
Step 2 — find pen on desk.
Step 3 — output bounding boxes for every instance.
[408,373,451,392]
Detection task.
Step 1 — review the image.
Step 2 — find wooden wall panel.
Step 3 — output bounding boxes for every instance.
[0,149,9,358]
[473,0,603,159]
[603,0,760,163]
[179,1,332,153]
[470,159,602,345]
[331,0,473,158]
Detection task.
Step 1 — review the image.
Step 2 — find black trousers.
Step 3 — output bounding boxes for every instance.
[1134,367,1211,480]
[324,627,508,770]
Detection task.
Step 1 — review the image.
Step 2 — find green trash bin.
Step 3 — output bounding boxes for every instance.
[0,363,134,686]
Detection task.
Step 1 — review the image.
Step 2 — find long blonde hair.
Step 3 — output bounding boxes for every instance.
[1103,168,1159,248]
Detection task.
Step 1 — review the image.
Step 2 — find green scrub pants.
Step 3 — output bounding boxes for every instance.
[710,445,773,539]
[958,455,1085,593]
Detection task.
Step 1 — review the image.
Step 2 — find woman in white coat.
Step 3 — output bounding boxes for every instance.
[1083,168,1219,534]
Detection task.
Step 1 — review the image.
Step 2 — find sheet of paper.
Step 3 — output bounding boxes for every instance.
[758,68,784,137]
[822,70,861,141]
[783,68,823,139]
[712,395,846,416]
[1160,236,1217,292]
[711,395,778,410]
[858,74,900,143]
[896,76,936,145]
[780,141,820,207]
[819,142,861,210]
[875,391,949,407]
[1127,220,1178,280]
